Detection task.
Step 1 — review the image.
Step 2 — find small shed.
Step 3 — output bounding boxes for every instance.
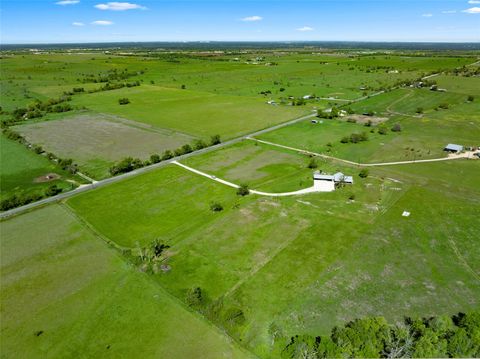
[444,144,463,153]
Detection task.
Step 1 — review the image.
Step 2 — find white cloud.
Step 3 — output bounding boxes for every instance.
[241,15,262,22]
[441,10,457,14]
[462,6,480,13]
[296,26,314,32]
[94,2,146,11]
[91,20,114,25]
[422,13,433,17]
[56,0,79,5]
[72,22,85,26]
[468,0,480,4]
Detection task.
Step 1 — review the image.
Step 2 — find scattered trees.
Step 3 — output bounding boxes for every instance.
[109,157,143,175]
[341,132,369,144]
[45,184,62,197]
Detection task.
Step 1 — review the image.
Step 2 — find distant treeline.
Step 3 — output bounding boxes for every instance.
[282,311,480,358]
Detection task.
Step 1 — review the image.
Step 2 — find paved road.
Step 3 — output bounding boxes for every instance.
[172,161,322,197]
[1,112,316,219]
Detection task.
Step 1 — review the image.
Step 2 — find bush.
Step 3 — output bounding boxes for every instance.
[467,95,474,102]
[45,185,62,197]
[118,98,130,105]
[236,184,250,196]
[416,107,424,114]
[307,157,318,169]
[109,157,143,175]
[391,123,402,132]
[377,125,388,135]
[210,134,221,146]
[359,168,369,178]
[193,139,207,150]
[210,202,223,212]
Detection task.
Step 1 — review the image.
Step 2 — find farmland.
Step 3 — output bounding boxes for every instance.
[1,46,479,358]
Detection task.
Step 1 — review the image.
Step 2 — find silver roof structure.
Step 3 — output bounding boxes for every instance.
[444,144,463,152]
[313,172,353,184]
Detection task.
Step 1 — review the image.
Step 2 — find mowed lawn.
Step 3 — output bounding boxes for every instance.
[71,85,308,140]
[15,113,195,179]
[0,205,250,359]
[0,135,77,200]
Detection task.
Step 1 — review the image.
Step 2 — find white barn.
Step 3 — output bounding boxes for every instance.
[313,172,353,192]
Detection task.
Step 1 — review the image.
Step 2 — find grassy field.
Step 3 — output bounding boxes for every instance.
[0,134,79,200]
[69,85,308,140]
[64,152,480,357]
[14,113,195,179]
[0,204,250,358]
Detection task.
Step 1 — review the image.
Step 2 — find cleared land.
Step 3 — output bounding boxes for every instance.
[0,204,250,358]
[15,113,195,179]
[0,134,79,200]
[70,85,308,140]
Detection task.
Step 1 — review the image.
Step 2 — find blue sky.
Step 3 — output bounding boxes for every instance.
[1,0,479,44]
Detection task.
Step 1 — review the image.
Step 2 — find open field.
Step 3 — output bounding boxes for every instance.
[1,49,479,358]
[0,134,79,200]
[64,151,480,357]
[70,85,308,140]
[14,113,195,179]
[0,204,250,358]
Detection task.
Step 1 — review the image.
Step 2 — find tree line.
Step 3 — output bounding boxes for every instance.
[109,134,222,176]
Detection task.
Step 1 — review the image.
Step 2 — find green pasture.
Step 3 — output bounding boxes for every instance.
[70,85,308,139]
[0,204,250,358]
[0,134,78,200]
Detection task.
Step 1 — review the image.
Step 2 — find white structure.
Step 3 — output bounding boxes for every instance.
[313,172,354,192]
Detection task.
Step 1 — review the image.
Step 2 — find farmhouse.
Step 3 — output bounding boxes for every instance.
[313,171,353,192]
[444,144,463,153]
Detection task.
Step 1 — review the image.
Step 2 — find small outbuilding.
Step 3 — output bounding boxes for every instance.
[313,171,353,192]
[444,144,463,153]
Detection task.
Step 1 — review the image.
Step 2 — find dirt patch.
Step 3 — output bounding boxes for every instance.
[33,173,60,183]
[344,114,389,125]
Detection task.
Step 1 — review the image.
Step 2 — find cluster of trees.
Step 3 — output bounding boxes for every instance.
[78,68,144,84]
[341,132,369,144]
[109,134,221,176]
[1,184,64,211]
[282,311,480,358]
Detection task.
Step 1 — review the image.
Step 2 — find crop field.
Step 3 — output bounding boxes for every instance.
[0,204,249,358]
[14,113,195,179]
[0,134,79,199]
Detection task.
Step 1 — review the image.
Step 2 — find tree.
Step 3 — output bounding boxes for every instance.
[378,125,388,135]
[118,98,130,105]
[193,139,207,150]
[45,185,62,197]
[307,157,318,169]
[162,150,174,160]
[236,184,250,196]
[181,84,186,89]
[150,154,161,164]
[467,95,474,102]
[210,134,221,146]
[416,107,423,114]
[210,202,223,212]
[359,168,369,178]
[150,238,170,258]
[391,123,402,132]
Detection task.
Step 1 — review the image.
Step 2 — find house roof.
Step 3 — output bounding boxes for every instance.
[313,172,353,183]
[313,173,335,181]
[444,144,463,151]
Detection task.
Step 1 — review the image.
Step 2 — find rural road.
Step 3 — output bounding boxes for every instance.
[248,138,478,168]
[0,112,317,219]
[172,161,322,197]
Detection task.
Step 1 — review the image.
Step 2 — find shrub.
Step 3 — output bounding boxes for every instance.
[391,123,402,132]
[377,125,388,135]
[45,185,62,197]
[210,134,221,146]
[467,95,474,102]
[162,150,174,160]
[109,157,143,175]
[340,136,350,144]
[236,184,250,196]
[416,107,423,114]
[359,168,369,178]
[118,98,130,105]
[307,157,318,169]
[193,139,207,150]
[210,202,223,212]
